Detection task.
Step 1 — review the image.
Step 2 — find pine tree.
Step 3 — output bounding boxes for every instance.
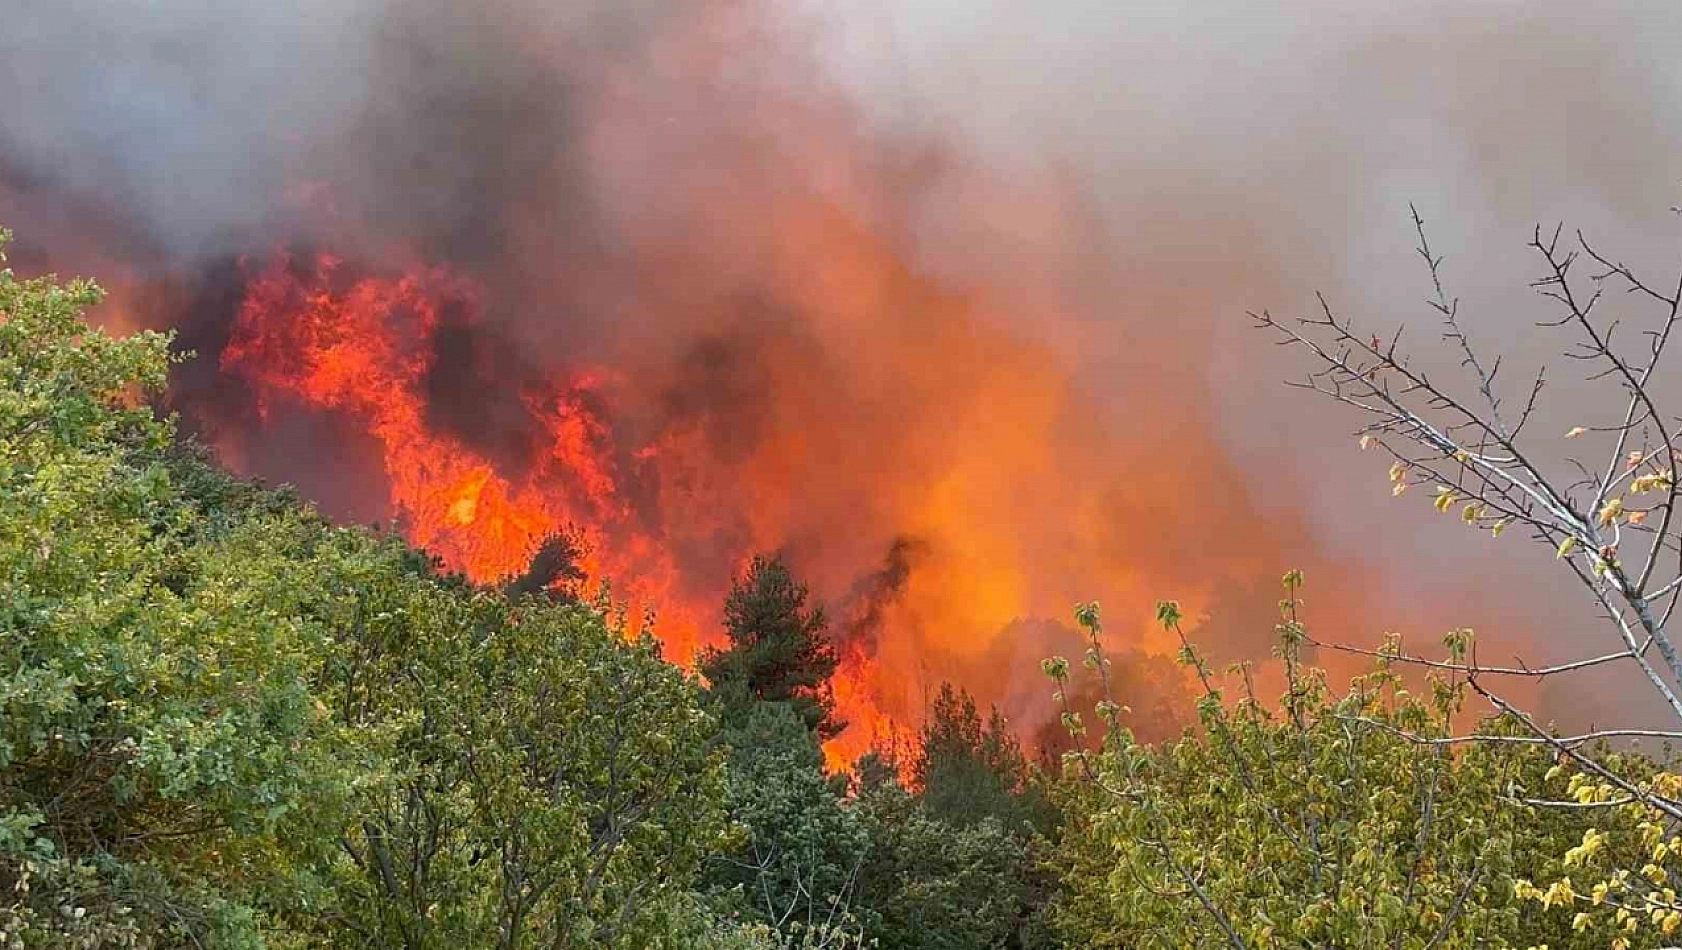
[914,684,1053,834]
[700,555,842,739]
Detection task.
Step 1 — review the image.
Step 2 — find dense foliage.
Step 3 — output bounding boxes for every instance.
[1043,583,1644,949]
[696,565,1054,949]
[0,230,736,948]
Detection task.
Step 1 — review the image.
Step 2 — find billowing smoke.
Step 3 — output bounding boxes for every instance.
[4,0,1681,755]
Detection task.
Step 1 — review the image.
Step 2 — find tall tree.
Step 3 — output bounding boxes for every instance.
[701,556,841,739]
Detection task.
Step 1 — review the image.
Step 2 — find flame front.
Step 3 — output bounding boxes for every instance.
[218,249,928,765]
[220,252,710,658]
[203,200,1305,770]
[25,0,1388,769]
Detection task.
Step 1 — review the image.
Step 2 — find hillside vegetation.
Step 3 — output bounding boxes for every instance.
[1,224,1671,948]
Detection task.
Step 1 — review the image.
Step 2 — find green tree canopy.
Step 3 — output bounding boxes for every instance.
[853,759,1055,950]
[1045,584,1610,949]
[913,684,1053,836]
[0,226,745,949]
[704,702,871,949]
[0,228,360,945]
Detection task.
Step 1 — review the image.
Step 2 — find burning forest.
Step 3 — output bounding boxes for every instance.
[0,0,1394,766]
[120,188,1295,767]
[10,0,1682,946]
[7,0,1678,766]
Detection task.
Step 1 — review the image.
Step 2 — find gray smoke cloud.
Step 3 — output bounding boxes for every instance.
[2,0,372,253]
[772,0,1682,710]
[4,0,1682,731]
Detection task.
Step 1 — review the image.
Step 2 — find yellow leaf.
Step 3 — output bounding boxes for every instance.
[1599,498,1625,527]
[1359,435,1376,451]
[1566,426,1587,439]
[1557,537,1579,559]
[1389,461,1406,482]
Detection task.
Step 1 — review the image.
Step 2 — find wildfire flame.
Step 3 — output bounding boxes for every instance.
[4,0,1389,772]
[217,248,922,768]
[220,250,714,660]
[200,211,1251,770]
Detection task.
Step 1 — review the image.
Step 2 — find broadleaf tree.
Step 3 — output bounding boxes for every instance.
[1044,575,1613,948]
[1257,204,1682,939]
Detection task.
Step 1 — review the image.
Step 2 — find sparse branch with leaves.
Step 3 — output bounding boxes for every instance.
[1256,207,1682,743]
[1257,204,1682,944]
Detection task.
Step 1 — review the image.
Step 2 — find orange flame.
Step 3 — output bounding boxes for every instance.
[221,251,712,661]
